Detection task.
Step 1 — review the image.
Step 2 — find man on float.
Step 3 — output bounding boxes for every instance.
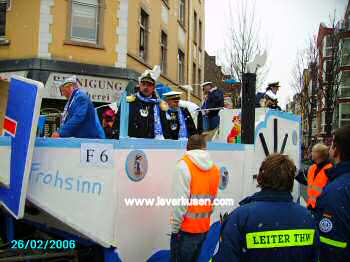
[161,91,197,140]
[52,76,105,139]
[263,82,281,110]
[115,69,168,139]
[198,81,224,141]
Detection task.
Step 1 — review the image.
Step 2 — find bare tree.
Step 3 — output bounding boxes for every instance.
[224,0,267,88]
[291,50,310,146]
[291,36,319,149]
[318,14,343,137]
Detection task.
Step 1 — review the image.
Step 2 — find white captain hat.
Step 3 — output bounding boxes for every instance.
[162,91,183,100]
[200,81,213,88]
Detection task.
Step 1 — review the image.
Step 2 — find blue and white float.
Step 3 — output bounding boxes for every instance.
[0,76,302,261]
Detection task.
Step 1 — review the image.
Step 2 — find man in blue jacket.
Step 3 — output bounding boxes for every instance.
[198,82,224,141]
[213,154,318,262]
[314,125,350,262]
[52,76,104,139]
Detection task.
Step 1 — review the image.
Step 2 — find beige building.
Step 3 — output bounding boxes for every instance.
[0,0,205,109]
[126,0,205,103]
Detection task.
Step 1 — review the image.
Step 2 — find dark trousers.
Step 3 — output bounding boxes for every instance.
[171,231,207,262]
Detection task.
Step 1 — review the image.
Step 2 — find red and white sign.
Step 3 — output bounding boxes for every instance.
[3,116,17,137]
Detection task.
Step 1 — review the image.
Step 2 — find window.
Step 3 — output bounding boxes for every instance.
[139,9,149,60]
[0,0,8,37]
[193,11,197,44]
[197,68,201,96]
[160,31,168,74]
[323,60,332,82]
[198,20,202,50]
[339,103,350,127]
[341,38,350,66]
[178,50,185,84]
[192,63,196,85]
[340,72,350,98]
[179,0,185,26]
[323,35,333,57]
[70,0,100,44]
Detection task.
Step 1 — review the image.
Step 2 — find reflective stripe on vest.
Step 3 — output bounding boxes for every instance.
[307,163,333,208]
[185,210,213,219]
[320,236,347,248]
[189,194,216,201]
[307,184,324,192]
[180,155,220,234]
[246,229,315,249]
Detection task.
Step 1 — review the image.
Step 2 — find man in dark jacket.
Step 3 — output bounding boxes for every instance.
[115,68,168,139]
[52,76,104,139]
[198,82,224,141]
[161,91,197,140]
[213,154,318,262]
[314,126,350,262]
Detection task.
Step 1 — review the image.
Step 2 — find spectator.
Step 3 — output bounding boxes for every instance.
[213,154,318,262]
[314,126,350,262]
[295,143,333,210]
[170,134,220,262]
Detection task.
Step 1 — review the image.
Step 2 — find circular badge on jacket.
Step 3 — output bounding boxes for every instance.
[219,167,229,190]
[125,150,148,182]
[319,217,333,233]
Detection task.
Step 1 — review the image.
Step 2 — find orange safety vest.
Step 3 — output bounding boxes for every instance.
[307,163,333,208]
[180,155,220,234]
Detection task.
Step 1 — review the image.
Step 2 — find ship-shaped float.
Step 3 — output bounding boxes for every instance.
[0,76,302,261]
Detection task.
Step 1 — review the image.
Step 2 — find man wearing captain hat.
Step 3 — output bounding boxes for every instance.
[263,81,281,110]
[114,66,168,139]
[51,75,105,139]
[198,81,224,141]
[161,91,197,140]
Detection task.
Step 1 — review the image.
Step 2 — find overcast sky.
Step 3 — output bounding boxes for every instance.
[205,0,348,108]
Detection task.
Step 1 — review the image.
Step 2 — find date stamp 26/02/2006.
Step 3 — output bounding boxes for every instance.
[10,240,76,250]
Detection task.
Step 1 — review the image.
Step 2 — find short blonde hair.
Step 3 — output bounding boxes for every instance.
[312,143,329,160]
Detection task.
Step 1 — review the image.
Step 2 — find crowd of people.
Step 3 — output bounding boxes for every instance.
[51,69,225,142]
[171,128,350,262]
[51,67,284,142]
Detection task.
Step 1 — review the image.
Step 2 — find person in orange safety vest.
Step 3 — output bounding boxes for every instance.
[306,143,333,209]
[170,134,220,262]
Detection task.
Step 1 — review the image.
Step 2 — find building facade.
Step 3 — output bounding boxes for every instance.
[0,0,204,120]
[315,3,350,142]
[126,0,205,102]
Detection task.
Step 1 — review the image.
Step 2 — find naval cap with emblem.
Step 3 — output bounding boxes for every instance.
[162,91,183,100]
[139,66,160,85]
[140,72,156,85]
[267,81,280,90]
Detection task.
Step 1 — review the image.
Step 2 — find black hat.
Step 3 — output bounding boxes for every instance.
[268,82,280,88]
